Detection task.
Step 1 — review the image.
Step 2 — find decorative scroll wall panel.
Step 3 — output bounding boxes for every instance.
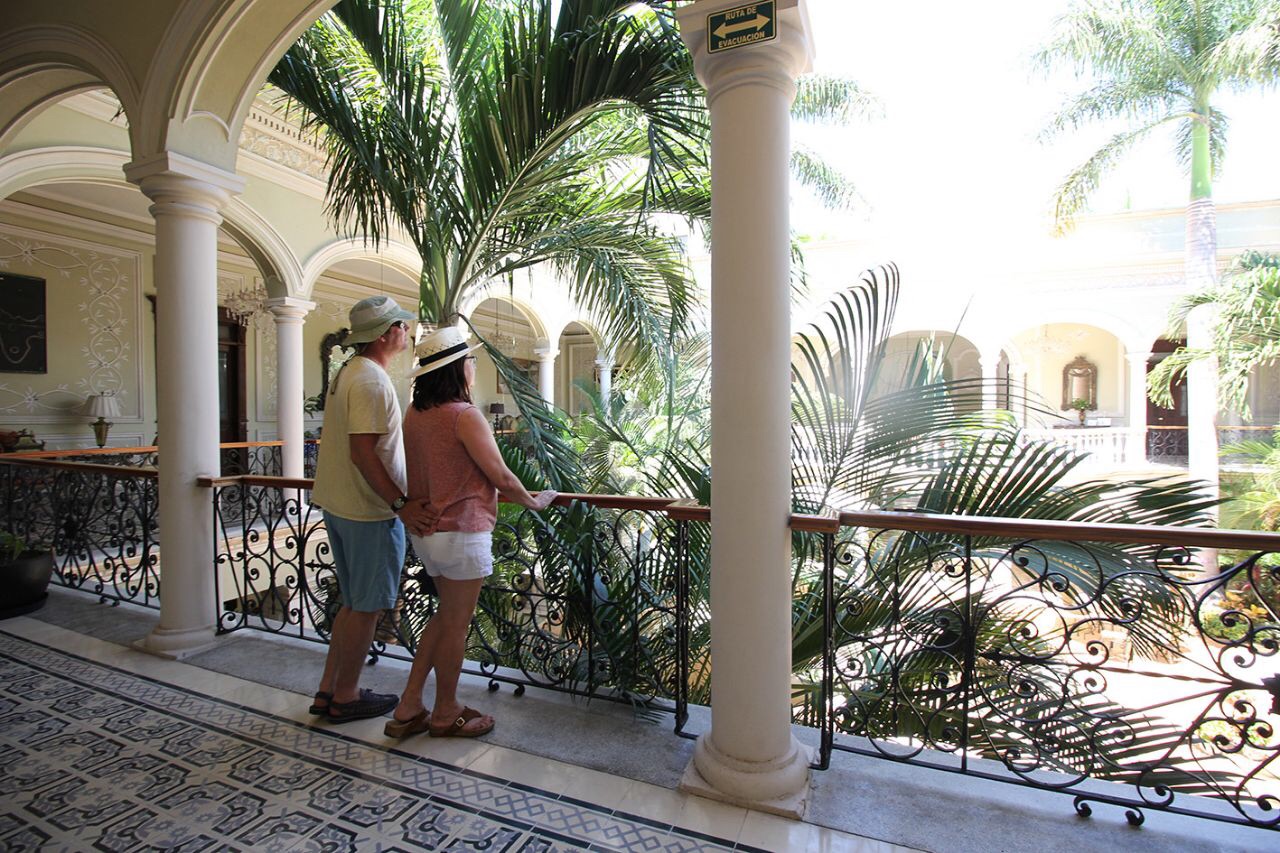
[0,226,142,425]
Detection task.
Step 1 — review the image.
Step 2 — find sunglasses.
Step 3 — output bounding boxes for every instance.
[390,320,410,332]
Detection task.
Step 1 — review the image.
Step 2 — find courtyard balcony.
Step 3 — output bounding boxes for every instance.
[1,450,1276,851]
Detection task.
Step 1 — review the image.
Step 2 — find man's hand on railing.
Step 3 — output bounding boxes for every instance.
[397,499,439,537]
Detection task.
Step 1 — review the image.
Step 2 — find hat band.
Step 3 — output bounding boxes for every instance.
[417,341,469,368]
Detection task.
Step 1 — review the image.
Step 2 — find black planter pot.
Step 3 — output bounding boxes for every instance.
[0,550,55,618]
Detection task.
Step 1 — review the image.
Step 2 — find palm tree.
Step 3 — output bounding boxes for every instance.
[1148,249,1280,417]
[597,265,1246,796]
[1036,0,1280,296]
[272,0,707,340]
[271,0,871,486]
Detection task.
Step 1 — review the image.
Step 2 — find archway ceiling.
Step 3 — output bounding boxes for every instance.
[15,182,150,223]
[326,257,416,292]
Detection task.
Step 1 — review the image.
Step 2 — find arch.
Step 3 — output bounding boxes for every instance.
[458,289,550,342]
[221,198,303,297]
[1002,307,1150,357]
[0,146,131,200]
[0,25,143,152]
[148,0,341,169]
[549,316,608,351]
[0,145,302,295]
[301,238,422,300]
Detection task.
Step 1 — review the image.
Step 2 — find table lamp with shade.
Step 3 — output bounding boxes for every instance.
[83,393,121,448]
[488,402,505,431]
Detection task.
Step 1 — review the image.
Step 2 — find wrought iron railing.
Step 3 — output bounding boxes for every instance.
[804,510,1280,830]
[11,439,320,478]
[8,455,1275,829]
[1146,425,1279,467]
[205,476,698,725]
[0,457,160,608]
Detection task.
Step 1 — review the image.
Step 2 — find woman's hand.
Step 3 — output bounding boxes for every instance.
[529,489,557,511]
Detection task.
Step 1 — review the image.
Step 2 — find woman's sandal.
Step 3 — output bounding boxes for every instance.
[308,691,333,716]
[428,707,494,738]
[383,709,431,739]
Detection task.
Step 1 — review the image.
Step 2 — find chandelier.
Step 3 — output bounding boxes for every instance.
[492,299,519,356]
[221,281,271,327]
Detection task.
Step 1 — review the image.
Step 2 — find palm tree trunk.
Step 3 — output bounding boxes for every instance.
[1185,107,1216,291]
[1185,108,1220,545]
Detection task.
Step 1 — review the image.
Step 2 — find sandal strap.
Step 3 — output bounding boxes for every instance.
[435,707,483,734]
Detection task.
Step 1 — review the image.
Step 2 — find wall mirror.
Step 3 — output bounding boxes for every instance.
[1061,355,1097,411]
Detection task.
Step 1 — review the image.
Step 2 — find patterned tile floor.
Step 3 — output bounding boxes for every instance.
[0,623,902,852]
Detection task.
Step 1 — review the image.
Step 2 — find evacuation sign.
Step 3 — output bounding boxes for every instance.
[707,2,776,54]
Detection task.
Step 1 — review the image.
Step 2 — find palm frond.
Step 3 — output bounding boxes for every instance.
[1050,116,1175,233]
[792,74,881,124]
[791,146,863,211]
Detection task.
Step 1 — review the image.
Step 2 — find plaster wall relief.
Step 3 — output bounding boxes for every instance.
[0,225,143,432]
[255,317,279,421]
[237,101,329,182]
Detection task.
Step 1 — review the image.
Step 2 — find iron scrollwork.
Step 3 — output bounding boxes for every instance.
[212,482,691,717]
[816,524,1280,829]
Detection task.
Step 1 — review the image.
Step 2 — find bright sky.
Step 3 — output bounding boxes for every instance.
[793,1,1280,244]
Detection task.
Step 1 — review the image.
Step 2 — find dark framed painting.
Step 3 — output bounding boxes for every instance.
[0,273,46,373]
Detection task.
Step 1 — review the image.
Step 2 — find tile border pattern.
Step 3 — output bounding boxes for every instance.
[0,630,765,852]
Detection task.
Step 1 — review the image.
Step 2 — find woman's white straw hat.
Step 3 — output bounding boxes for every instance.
[409,326,481,379]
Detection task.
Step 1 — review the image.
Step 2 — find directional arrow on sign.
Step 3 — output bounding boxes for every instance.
[713,12,771,41]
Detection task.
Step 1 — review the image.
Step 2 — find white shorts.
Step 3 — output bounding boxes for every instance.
[409,531,493,581]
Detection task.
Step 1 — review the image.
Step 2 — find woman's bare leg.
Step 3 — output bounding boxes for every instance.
[429,576,491,733]
[391,613,444,722]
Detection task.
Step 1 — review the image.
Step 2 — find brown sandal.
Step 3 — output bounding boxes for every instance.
[384,709,431,739]
[429,707,494,738]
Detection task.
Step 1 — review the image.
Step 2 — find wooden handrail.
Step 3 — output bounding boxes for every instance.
[196,475,313,488]
[187,477,1280,552]
[836,509,1280,552]
[7,438,322,461]
[0,456,158,479]
[548,493,679,511]
[7,445,159,459]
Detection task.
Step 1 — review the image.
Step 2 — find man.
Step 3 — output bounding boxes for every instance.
[309,295,436,722]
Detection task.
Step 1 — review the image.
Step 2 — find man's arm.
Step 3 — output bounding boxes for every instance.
[349,433,437,535]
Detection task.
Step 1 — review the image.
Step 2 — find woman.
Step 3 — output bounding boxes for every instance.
[385,326,556,739]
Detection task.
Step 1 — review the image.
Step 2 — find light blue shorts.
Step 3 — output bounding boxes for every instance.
[409,531,493,581]
[323,511,405,612]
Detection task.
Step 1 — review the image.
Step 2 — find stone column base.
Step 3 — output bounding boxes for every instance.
[133,625,220,660]
[679,733,812,819]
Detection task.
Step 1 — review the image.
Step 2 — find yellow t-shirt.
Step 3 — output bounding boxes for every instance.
[310,356,407,521]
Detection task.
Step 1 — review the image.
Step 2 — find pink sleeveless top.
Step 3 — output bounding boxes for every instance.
[403,402,498,532]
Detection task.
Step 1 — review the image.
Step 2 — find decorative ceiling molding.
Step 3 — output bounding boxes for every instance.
[61,90,329,200]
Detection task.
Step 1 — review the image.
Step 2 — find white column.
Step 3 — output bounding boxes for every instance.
[265,297,316,479]
[677,0,814,815]
[595,351,614,407]
[1187,305,1220,512]
[126,153,244,658]
[979,350,1001,413]
[534,341,557,407]
[1126,351,1152,466]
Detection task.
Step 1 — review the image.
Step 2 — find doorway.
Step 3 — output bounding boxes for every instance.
[1146,338,1188,462]
[217,307,248,444]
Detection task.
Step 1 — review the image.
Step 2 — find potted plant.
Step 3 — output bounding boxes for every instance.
[0,531,54,618]
[1069,397,1091,426]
